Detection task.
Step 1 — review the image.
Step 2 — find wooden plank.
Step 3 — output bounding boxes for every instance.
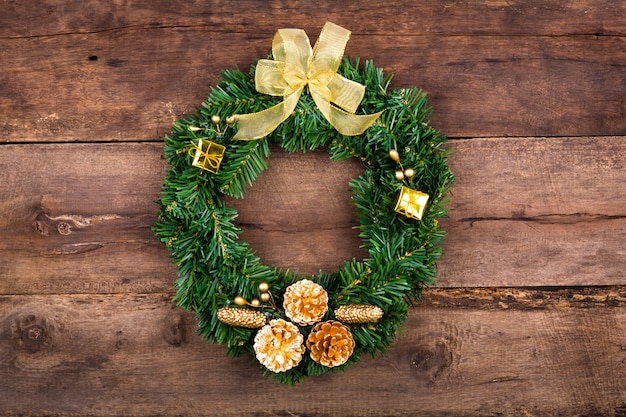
[447,137,626,220]
[1,293,625,416]
[0,142,176,294]
[1,137,624,293]
[1,30,625,142]
[437,136,626,287]
[2,0,625,38]
[438,217,626,287]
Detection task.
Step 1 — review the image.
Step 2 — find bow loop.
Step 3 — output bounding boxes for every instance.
[233,22,382,140]
[327,74,365,113]
[255,60,290,96]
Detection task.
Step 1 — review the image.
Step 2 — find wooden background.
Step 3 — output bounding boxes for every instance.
[1,1,625,416]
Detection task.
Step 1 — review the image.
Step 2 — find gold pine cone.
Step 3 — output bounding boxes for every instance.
[283,279,328,326]
[217,307,266,329]
[306,320,355,367]
[254,319,305,373]
[335,304,384,323]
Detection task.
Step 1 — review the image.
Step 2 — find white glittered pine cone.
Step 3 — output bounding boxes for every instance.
[253,319,305,373]
[282,279,329,326]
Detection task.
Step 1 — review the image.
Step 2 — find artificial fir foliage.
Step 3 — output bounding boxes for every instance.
[154,24,453,384]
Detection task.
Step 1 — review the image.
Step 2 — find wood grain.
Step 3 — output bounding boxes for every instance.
[447,137,626,219]
[1,137,623,293]
[1,29,625,142]
[2,0,625,38]
[0,142,175,294]
[2,2,625,415]
[438,217,626,287]
[1,293,625,416]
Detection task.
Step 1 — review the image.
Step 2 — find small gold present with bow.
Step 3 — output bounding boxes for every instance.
[191,139,225,173]
[394,186,429,220]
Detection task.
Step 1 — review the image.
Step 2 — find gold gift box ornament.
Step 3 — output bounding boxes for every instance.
[191,139,225,173]
[394,186,429,220]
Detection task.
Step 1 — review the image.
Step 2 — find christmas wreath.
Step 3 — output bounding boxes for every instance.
[154,22,454,384]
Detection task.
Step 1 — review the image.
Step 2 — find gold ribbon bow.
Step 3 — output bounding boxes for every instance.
[233,22,382,140]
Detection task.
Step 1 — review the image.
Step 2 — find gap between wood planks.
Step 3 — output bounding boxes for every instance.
[422,286,626,310]
[458,213,626,225]
[4,26,625,41]
[3,287,625,310]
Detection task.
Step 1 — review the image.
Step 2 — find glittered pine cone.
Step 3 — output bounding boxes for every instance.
[306,320,355,367]
[254,319,305,373]
[282,279,328,326]
[217,307,266,329]
[335,304,384,323]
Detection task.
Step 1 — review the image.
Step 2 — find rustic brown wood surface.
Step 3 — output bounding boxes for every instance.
[1,1,625,416]
[1,293,626,416]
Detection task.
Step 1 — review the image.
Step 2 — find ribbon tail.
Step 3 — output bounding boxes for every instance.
[311,87,382,136]
[233,91,302,140]
[328,106,383,136]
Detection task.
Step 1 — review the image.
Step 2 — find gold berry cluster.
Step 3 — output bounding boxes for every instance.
[389,148,415,180]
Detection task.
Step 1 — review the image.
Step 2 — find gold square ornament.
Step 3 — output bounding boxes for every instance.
[192,139,225,173]
[394,186,429,220]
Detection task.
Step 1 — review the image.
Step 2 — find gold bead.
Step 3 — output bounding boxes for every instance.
[389,149,400,162]
[234,296,247,306]
[226,116,236,125]
[260,293,271,302]
[211,115,221,124]
[395,170,405,180]
[258,282,270,293]
[404,168,414,178]
[250,299,260,307]
[188,125,201,132]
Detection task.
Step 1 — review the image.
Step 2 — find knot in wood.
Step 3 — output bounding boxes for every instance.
[411,341,453,385]
[20,323,47,353]
[162,312,185,346]
[57,222,72,235]
[25,325,44,341]
[9,313,52,354]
